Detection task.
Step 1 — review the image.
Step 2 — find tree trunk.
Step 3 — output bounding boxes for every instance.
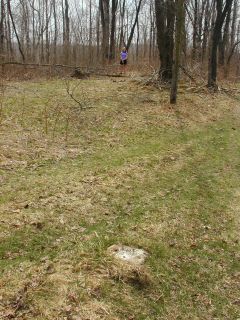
[89,0,93,63]
[155,0,175,83]
[126,0,142,50]
[119,0,126,48]
[0,0,5,59]
[218,3,231,66]
[109,0,118,60]
[136,18,139,62]
[6,2,13,60]
[170,0,185,104]
[53,0,58,63]
[207,0,233,88]
[100,0,110,61]
[64,0,70,64]
[96,8,100,59]
[45,0,50,64]
[7,0,25,62]
[201,0,210,63]
[230,0,237,48]
[192,0,198,62]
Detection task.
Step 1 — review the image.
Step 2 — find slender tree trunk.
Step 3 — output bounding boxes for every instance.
[126,0,142,50]
[6,2,13,60]
[40,0,44,63]
[7,0,25,62]
[136,18,139,62]
[218,3,231,66]
[31,0,35,61]
[96,8,100,59]
[170,0,185,104]
[149,2,153,62]
[0,0,5,59]
[230,0,237,48]
[197,0,206,60]
[109,0,118,60]
[45,0,50,64]
[64,0,70,64]
[201,0,210,63]
[89,0,93,63]
[53,0,57,63]
[22,0,30,60]
[192,0,198,62]
[119,0,126,47]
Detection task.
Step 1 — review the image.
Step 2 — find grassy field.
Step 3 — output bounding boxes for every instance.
[0,77,239,320]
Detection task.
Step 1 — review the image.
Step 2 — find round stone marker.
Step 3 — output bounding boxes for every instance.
[107,244,148,265]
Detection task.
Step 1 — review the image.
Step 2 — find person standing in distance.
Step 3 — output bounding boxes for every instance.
[120,47,128,72]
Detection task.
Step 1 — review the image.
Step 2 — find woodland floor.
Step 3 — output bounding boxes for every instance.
[0,76,240,320]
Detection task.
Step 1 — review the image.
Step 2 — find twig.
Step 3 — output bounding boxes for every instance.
[65,80,87,110]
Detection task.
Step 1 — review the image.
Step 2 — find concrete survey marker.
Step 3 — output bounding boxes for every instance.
[107,244,148,265]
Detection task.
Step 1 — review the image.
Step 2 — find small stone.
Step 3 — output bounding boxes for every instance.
[40,256,49,262]
[12,209,21,214]
[30,221,44,229]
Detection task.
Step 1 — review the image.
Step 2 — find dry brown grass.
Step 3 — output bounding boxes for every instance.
[0,77,239,319]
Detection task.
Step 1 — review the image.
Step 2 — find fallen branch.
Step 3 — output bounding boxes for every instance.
[0,61,118,71]
[179,65,198,83]
[0,61,126,78]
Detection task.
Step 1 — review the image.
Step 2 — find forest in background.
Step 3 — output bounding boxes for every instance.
[0,0,239,81]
